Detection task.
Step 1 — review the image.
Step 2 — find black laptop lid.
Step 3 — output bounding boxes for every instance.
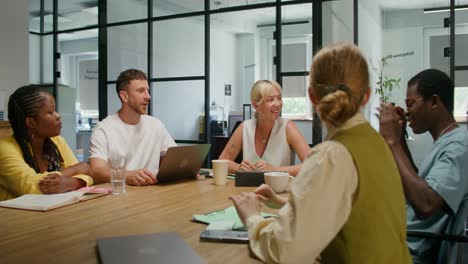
[97,232,206,264]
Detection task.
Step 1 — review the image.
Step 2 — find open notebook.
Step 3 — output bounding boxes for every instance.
[194,206,275,243]
[193,205,276,231]
[0,187,110,211]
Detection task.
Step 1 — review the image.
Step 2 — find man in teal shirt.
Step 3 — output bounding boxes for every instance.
[379,69,468,264]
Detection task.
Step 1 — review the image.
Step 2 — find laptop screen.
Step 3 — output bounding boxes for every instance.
[156,144,211,184]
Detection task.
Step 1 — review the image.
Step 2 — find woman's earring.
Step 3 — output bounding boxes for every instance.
[30,129,36,142]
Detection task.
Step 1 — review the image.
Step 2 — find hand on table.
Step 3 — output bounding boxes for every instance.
[39,173,84,194]
[126,169,156,186]
[229,192,261,225]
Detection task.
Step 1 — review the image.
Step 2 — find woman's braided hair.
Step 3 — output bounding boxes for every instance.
[8,85,63,172]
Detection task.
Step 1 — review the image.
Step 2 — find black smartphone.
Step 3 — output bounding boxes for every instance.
[199,169,211,177]
[200,230,249,243]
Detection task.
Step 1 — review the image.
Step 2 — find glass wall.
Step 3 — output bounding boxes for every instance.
[153,0,203,16]
[280,3,313,119]
[210,7,275,138]
[454,10,468,122]
[31,0,360,151]
[58,29,98,161]
[152,81,205,141]
[108,0,147,23]
[107,23,148,80]
[28,0,100,160]
[151,15,205,141]
[44,0,53,33]
[210,0,275,10]
[358,0,468,167]
[57,0,98,31]
[152,17,204,78]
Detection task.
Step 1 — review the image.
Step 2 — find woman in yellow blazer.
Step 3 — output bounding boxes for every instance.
[0,85,93,201]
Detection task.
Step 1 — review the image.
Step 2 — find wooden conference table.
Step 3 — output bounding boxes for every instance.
[0,178,266,264]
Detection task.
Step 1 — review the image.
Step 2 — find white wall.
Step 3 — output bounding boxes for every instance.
[210,28,239,117]
[0,0,29,119]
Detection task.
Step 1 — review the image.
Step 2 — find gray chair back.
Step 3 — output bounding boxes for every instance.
[438,198,468,264]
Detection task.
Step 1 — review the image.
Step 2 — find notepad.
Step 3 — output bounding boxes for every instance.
[192,205,275,231]
[0,187,110,211]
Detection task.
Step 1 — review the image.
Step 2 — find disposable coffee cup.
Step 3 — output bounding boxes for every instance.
[212,160,229,186]
[264,172,293,193]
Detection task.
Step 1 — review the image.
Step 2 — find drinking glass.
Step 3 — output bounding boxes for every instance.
[109,155,126,195]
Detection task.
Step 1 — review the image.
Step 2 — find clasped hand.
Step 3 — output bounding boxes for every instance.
[377,102,407,145]
[39,173,82,194]
[239,160,274,172]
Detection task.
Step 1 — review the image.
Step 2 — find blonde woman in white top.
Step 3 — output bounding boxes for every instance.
[219,80,310,176]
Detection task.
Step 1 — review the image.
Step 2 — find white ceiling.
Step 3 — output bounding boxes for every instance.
[379,0,468,10]
[29,0,468,41]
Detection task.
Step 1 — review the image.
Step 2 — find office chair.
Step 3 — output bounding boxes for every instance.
[407,198,468,264]
[230,121,243,163]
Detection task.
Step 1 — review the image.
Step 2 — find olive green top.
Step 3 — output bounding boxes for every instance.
[321,122,411,264]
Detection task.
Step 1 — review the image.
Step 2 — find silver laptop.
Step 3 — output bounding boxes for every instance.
[97,232,206,264]
[156,144,211,184]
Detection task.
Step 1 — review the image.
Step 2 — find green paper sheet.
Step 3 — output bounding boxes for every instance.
[192,205,275,231]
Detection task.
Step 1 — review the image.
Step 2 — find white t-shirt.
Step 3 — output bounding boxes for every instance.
[89,113,176,174]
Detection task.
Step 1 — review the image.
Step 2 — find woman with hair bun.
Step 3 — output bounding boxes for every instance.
[229,43,411,263]
[0,85,93,201]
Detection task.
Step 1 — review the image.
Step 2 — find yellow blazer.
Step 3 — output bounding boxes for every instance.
[0,135,93,201]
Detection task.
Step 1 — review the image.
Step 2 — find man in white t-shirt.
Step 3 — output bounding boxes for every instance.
[89,69,176,186]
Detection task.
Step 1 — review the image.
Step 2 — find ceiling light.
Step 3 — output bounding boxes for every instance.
[31,14,71,23]
[82,6,98,15]
[424,5,468,14]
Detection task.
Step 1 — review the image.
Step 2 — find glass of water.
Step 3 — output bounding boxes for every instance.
[109,155,126,195]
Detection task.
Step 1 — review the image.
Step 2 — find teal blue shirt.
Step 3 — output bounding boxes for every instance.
[407,126,468,264]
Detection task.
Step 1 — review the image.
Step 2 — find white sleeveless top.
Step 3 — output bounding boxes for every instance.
[242,117,294,166]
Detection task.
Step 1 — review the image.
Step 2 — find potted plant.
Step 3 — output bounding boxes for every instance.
[372,56,401,103]
[372,56,409,140]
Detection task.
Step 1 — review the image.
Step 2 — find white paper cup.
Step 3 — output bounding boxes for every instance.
[264,172,293,193]
[212,160,229,185]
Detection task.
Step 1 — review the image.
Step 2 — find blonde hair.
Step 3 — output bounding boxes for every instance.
[309,42,369,127]
[250,80,282,118]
